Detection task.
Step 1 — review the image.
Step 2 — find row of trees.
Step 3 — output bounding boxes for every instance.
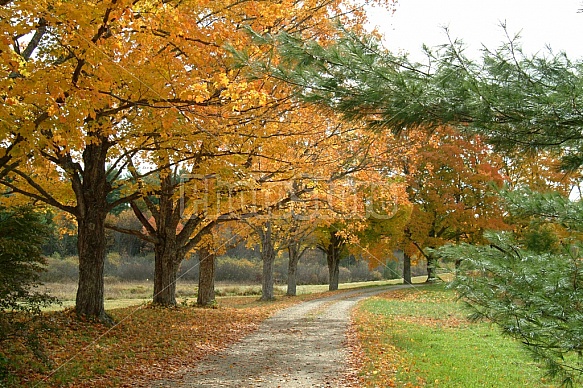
[0,0,399,321]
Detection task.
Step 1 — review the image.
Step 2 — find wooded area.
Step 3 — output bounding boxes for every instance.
[2,0,583,385]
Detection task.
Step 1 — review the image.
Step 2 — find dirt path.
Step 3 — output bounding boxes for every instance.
[151,284,413,387]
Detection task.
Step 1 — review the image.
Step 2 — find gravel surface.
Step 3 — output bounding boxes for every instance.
[151,284,413,388]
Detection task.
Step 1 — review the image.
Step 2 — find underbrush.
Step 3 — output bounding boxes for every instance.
[354,284,557,387]
[40,253,398,285]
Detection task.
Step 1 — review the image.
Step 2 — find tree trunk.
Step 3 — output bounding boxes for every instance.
[455,259,462,272]
[326,231,343,291]
[153,244,181,306]
[76,213,108,321]
[328,255,340,291]
[197,246,216,306]
[286,243,301,296]
[403,252,412,285]
[260,221,276,301]
[426,254,438,282]
[74,140,110,322]
[151,172,185,307]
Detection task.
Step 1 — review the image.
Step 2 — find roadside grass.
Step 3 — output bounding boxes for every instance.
[354,283,558,387]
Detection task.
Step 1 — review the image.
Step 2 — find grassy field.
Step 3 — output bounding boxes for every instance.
[40,277,423,310]
[354,283,559,387]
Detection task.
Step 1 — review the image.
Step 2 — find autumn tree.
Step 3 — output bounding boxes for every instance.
[310,176,410,291]
[114,105,376,305]
[196,228,220,307]
[400,127,507,281]
[316,225,346,291]
[0,1,175,321]
[1,0,276,318]
[114,0,398,306]
[242,178,327,300]
[280,216,318,296]
[256,220,277,301]
[314,192,410,290]
[356,202,411,279]
[500,149,580,195]
[242,207,317,298]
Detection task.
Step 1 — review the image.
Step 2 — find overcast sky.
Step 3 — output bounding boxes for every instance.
[367,0,583,61]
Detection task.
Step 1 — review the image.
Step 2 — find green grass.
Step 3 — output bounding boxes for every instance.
[356,284,557,387]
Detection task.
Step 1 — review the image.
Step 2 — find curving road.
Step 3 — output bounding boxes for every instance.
[151,284,414,387]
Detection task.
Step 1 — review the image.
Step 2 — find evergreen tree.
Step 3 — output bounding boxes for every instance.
[243,26,583,167]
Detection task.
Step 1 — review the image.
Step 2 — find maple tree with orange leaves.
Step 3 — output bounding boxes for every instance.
[0,0,397,318]
[398,127,508,281]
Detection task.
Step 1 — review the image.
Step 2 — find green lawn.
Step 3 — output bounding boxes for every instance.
[355,284,558,387]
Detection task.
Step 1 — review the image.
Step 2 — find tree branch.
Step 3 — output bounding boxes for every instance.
[104,223,157,244]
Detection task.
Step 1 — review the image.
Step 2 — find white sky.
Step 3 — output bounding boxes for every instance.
[367,0,583,61]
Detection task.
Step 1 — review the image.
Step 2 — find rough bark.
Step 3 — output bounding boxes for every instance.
[197,246,216,306]
[286,243,303,296]
[129,169,215,307]
[153,244,181,306]
[326,232,343,291]
[150,173,185,307]
[327,254,340,291]
[74,142,110,322]
[260,221,276,301]
[403,252,412,285]
[76,213,108,321]
[426,254,438,282]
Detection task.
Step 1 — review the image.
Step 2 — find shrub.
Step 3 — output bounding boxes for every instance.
[317,265,329,284]
[0,206,58,381]
[347,261,373,282]
[382,260,400,280]
[115,256,154,281]
[339,267,351,283]
[40,255,78,282]
[178,257,200,281]
[215,257,261,282]
[369,270,383,281]
[296,263,320,284]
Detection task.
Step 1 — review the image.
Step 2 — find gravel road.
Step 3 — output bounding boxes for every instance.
[151,284,413,388]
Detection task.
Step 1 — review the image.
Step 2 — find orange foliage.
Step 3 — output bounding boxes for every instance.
[401,127,509,258]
